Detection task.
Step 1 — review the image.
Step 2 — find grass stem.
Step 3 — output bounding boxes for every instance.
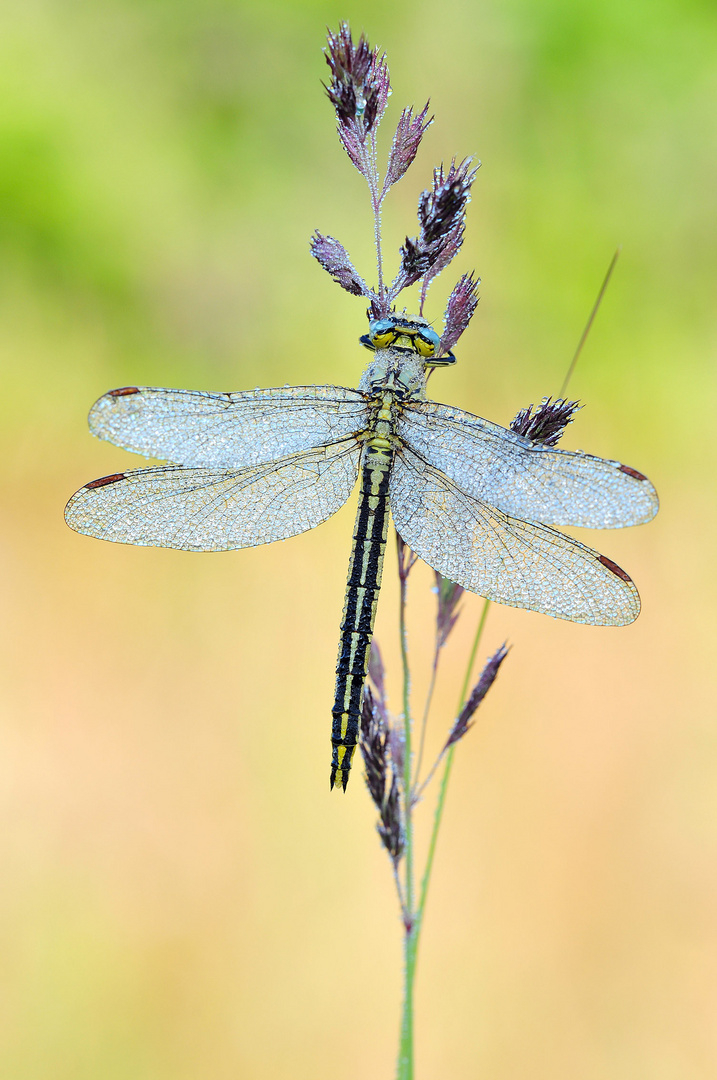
[416,599,491,936]
[397,539,415,1080]
[559,248,620,398]
[396,595,491,1079]
[412,642,440,793]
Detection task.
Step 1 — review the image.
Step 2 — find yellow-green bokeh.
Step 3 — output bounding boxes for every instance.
[1,1,715,1077]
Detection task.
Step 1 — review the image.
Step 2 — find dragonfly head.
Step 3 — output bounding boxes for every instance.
[360,314,456,367]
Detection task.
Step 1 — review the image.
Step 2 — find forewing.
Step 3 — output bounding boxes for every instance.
[389,448,641,626]
[89,385,370,468]
[397,401,658,529]
[65,441,361,552]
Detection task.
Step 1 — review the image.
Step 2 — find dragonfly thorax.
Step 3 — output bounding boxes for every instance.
[359,347,427,401]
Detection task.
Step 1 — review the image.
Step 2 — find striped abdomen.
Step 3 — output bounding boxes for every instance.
[330,443,393,790]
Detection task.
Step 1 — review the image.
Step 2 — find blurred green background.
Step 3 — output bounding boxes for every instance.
[1,0,715,1077]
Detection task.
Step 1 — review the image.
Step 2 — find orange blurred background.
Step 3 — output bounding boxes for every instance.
[1,1,716,1077]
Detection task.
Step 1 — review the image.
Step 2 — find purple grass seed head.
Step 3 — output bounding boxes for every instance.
[445,643,509,750]
[439,272,480,355]
[510,397,582,446]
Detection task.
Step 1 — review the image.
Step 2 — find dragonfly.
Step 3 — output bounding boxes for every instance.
[65,312,659,790]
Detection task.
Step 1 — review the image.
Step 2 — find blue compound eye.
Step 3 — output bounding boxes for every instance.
[420,326,440,348]
[368,318,398,348]
[369,319,395,334]
[414,326,440,357]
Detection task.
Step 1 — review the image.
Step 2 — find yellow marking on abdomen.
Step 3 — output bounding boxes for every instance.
[330,438,394,791]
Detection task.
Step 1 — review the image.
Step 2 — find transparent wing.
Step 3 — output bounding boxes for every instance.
[389,447,641,626]
[397,401,658,529]
[88,385,370,468]
[65,440,362,552]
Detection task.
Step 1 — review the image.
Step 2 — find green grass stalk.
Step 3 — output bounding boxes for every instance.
[396,595,491,1078]
[416,598,491,943]
[397,546,415,1080]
